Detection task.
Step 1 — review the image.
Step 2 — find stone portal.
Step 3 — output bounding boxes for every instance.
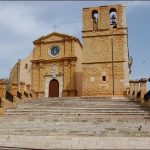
[49,79,59,97]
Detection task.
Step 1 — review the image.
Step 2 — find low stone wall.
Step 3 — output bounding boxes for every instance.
[0,80,33,114]
[127,78,150,107]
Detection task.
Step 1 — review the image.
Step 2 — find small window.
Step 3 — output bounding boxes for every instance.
[102,76,106,81]
[25,63,28,69]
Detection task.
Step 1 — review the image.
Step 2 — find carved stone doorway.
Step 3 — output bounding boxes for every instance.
[49,79,59,97]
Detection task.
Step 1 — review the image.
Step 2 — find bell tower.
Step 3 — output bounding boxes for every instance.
[82,4,130,96]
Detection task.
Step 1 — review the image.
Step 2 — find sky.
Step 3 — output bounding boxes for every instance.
[0,1,150,86]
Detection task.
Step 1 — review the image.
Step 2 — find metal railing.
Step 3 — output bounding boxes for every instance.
[30,93,32,97]
[144,90,150,101]
[132,91,135,95]
[17,91,22,99]
[137,91,141,99]
[24,91,28,97]
[5,91,13,103]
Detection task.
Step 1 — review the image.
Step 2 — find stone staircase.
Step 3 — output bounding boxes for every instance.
[0,97,150,149]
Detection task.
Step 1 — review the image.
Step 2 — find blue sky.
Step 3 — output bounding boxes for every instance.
[0,1,150,86]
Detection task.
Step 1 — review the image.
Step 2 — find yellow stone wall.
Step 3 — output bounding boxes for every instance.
[20,52,33,87]
[9,61,20,85]
[31,33,82,98]
[9,4,130,98]
[82,4,130,96]
[74,42,83,96]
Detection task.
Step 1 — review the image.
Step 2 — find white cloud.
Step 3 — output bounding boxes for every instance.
[0,3,42,35]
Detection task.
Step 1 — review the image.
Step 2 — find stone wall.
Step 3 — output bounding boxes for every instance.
[31,33,82,98]
[82,4,130,97]
[9,61,20,86]
[19,51,33,86]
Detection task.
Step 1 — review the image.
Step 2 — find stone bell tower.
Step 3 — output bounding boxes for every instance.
[82,4,130,97]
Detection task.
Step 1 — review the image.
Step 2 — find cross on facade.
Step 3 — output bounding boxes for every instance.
[52,24,58,32]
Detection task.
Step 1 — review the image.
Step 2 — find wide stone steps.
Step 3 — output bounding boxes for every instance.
[0,97,150,149]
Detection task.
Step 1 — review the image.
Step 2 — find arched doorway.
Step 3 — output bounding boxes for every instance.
[49,79,59,97]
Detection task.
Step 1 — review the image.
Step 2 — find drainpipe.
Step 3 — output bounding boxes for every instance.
[111,38,115,95]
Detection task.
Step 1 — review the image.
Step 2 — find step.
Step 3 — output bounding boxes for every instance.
[0,135,150,149]
[6,107,148,111]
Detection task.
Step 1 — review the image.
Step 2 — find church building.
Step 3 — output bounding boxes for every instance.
[9,4,130,98]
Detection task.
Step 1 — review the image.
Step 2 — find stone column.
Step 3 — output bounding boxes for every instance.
[11,82,18,98]
[19,81,25,97]
[139,78,147,104]
[26,84,31,97]
[134,80,139,100]
[129,80,134,100]
[0,81,6,98]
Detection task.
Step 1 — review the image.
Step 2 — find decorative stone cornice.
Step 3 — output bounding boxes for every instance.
[26,84,31,87]
[0,80,6,85]
[133,80,139,83]
[31,57,77,63]
[129,80,134,83]
[139,78,147,83]
[19,81,25,85]
[11,82,18,86]
[33,32,82,47]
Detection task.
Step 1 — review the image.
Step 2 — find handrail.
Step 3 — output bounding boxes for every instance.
[24,91,28,97]
[5,91,13,103]
[17,91,22,99]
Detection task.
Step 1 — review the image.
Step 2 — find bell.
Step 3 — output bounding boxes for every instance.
[111,14,117,25]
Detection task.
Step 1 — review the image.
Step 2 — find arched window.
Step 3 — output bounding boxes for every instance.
[92,10,98,30]
[110,8,117,28]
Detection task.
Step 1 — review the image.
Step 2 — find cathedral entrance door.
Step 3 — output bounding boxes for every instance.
[49,79,59,97]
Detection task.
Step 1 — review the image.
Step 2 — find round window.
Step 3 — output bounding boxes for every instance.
[49,46,60,57]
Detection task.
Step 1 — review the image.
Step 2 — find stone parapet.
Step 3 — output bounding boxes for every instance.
[19,81,25,97]
[139,78,147,104]
[11,82,18,98]
[0,81,6,98]
[133,80,139,100]
[26,84,31,97]
[126,87,130,97]
[129,80,134,100]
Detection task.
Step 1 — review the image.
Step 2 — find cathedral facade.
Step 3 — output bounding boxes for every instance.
[10,4,130,98]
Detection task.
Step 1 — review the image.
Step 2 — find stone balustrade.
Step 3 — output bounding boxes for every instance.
[26,84,31,96]
[11,82,18,98]
[19,81,25,97]
[0,80,33,114]
[139,78,147,104]
[127,78,150,106]
[129,80,134,100]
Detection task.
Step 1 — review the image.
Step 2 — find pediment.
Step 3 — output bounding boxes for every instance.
[33,32,78,44]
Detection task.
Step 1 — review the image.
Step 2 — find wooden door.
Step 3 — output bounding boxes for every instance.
[49,79,59,97]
